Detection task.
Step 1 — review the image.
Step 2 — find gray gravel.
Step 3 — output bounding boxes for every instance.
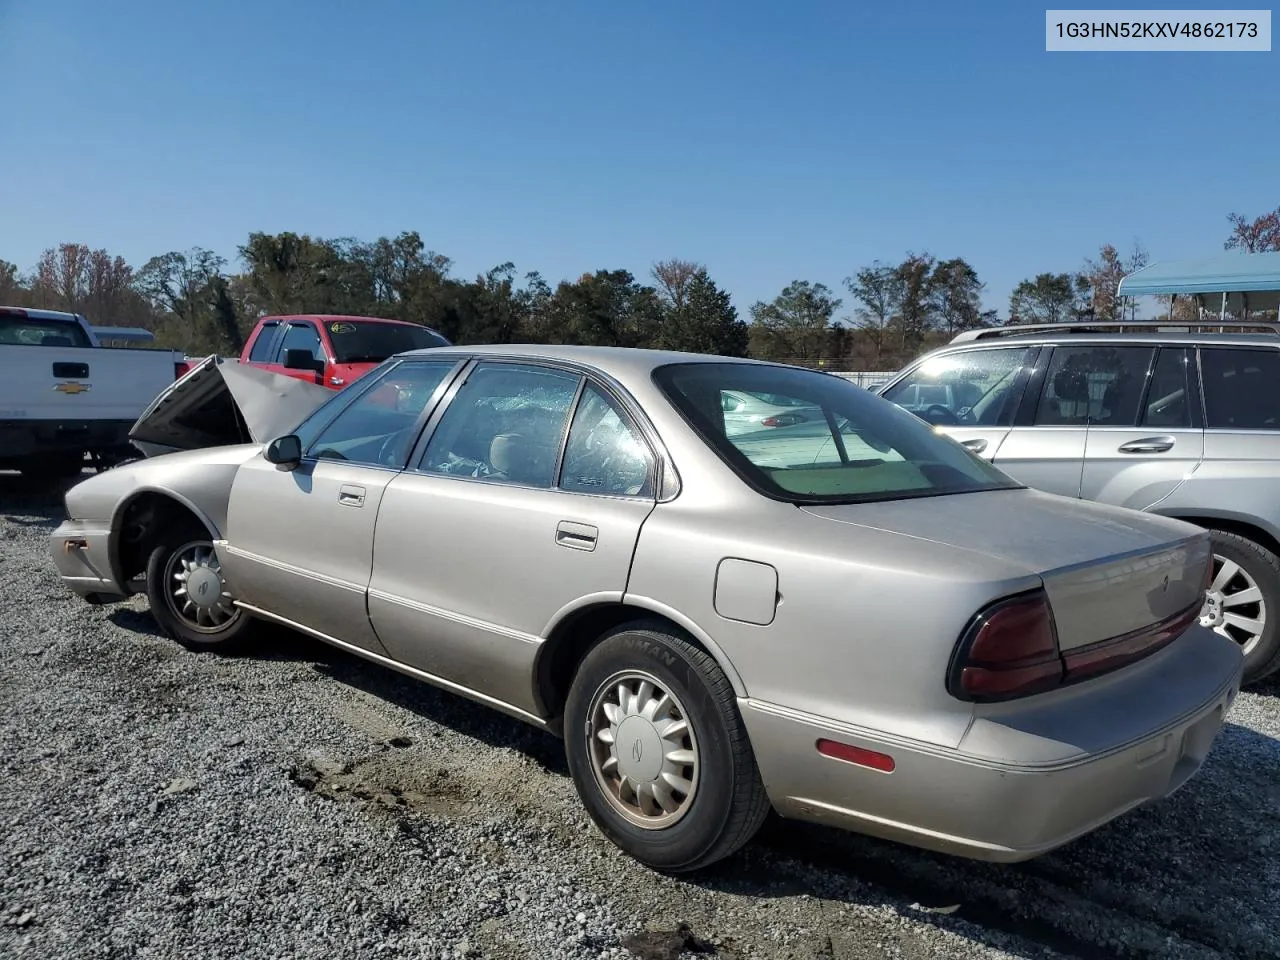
[2,475,1278,960]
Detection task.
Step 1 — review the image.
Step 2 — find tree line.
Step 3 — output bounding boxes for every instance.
[2,205,1275,371]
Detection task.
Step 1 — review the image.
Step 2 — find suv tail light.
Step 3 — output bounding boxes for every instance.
[949,584,1205,702]
[948,591,1064,701]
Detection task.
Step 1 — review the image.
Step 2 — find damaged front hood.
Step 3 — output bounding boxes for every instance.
[129,356,333,457]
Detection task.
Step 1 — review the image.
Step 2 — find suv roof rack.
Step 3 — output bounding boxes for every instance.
[950,320,1280,343]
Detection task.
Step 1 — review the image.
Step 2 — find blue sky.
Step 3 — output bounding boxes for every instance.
[1,0,1276,319]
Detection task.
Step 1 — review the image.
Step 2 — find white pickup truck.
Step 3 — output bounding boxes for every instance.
[0,306,183,480]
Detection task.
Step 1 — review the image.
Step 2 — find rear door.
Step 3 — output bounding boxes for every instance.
[367,360,659,716]
[878,345,1036,461]
[994,343,1156,498]
[1080,346,1205,509]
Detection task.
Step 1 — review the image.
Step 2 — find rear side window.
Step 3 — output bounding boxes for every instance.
[654,362,1021,504]
[1033,346,1154,427]
[1143,348,1192,428]
[247,322,280,362]
[0,316,92,348]
[1200,348,1280,431]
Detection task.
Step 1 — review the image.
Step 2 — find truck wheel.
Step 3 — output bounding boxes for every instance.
[1202,530,1280,685]
[145,529,253,652]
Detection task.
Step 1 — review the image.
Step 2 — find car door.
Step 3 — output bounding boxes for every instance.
[220,358,463,653]
[367,360,658,717]
[879,345,1035,461]
[1079,346,1205,509]
[993,343,1156,498]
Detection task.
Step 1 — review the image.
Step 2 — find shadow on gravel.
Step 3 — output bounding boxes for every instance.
[0,470,82,519]
[691,719,1280,960]
[247,619,1280,960]
[253,626,569,775]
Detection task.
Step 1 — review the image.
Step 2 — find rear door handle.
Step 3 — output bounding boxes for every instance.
[556,521,598,552]
[1118,436,1175,454]
[338,484,366,507]
[960,438,988,454]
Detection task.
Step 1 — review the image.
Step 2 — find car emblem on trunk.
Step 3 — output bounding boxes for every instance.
[53,382,90,394]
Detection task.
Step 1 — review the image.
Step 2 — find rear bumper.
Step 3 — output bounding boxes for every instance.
[741,625,1243,862]
[0,418,134,462]
[48,519,127,603]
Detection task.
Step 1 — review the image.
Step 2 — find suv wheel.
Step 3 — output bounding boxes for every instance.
[1202,530,1280,685]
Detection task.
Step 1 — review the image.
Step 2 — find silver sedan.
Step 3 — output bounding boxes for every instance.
[50,345,1243,872]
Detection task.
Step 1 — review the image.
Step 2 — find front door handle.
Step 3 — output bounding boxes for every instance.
[1118,436,1175,454]
[960,438,988,454]
[338,484,366,507]
[556,520,598,552]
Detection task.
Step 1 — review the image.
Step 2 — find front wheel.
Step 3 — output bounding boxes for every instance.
[145,531,253,652]
[1201,530,1280,685]
[564,621,770,873]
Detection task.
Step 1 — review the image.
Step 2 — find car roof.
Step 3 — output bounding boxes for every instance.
[393,343,791,380]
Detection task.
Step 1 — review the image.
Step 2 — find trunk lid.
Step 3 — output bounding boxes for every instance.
[802,488,1211,650]
[129,356,332,457]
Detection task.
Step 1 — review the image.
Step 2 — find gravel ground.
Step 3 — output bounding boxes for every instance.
[1,475,1278,960]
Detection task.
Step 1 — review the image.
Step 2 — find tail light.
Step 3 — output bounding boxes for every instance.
[949,584,1205,702]
[760,414,806,428]
[948,591,1064,701]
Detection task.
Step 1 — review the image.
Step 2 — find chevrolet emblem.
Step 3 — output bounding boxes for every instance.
[54,382,91,395]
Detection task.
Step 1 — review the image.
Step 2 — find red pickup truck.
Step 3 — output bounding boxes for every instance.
[179,314,451,388]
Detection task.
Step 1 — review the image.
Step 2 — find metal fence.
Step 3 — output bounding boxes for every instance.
[826,370,895,389]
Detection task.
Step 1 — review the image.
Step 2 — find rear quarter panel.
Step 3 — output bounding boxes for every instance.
[625,494,1039,751]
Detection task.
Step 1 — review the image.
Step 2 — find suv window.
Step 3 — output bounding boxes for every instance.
[654,362,1020,504]
[247,322,280,362]
[560,384,654,497]
[881,347,1031,427]
[420,363,581,488]
[302,361,457,466]
[275,322,325,364]
[1034,346,1153,427]
[1200,348,1280,431]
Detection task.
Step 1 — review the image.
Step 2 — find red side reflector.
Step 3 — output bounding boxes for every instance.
[816,738,896,773]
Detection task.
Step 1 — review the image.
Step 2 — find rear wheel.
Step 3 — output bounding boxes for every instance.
[564,621,770,873]
[145,528,252,652]
[1201,530,1280,685]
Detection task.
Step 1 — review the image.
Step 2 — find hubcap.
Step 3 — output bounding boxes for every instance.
[165,542,239,632]
[1200,553,1266,656]
[587,671,699,829]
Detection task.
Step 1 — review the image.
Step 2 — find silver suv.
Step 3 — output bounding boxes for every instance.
[878,321,1280,686]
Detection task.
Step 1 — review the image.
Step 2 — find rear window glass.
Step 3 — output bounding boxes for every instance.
[654,362,1021,504]
[327,320,450,364]
[0,316,93,348]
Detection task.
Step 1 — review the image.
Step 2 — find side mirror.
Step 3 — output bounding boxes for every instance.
[284,349,324,373]
[264,434,302,468]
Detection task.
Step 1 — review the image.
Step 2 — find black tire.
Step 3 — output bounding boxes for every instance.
[145,527,253,653]
[564,620,771,873]
[1206,530,1280,686]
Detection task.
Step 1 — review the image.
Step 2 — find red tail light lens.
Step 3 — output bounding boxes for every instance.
[948,591,1065,702]
[949,589,1204,702]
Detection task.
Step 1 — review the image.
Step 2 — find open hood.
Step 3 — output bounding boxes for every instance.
[128,356,332,458]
